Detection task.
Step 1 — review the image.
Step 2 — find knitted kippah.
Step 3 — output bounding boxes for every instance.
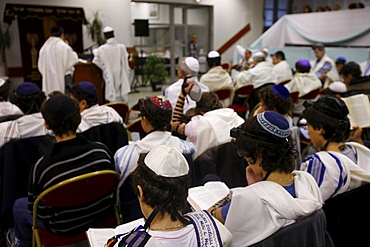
[185,57,199,73]
[271,85,290,99]
[78,81,97,96]
[44,95,76,116]
[256,111,290,138]
[149,96,172,111]
[16,82,40,96]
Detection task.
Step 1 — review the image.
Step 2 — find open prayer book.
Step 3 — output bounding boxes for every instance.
[187,181,230,211]
[341,94,370,128]
[86,218,145,247]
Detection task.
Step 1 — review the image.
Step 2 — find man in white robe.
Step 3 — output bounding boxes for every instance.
[0,82,51,149]
[271,50,293,83]
[310,43,338,88]
[38,26,78,95]
[69,82,123,133]
[93,26,131,102]
[200,51,234,107]
[285,59,321,117]
[163,57,209,115]
[235,52,277,89]
[0,79,23,118]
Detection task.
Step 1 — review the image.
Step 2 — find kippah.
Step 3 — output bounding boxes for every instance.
[329,81,347,93]
[185,57,199,73]
[44,95,76,116]
[103,26,114,33]
[253,51,265,58]
[77,81,97,96]
[144,145,189,177]
[335,56,346,64]
[16,82,40,96]
[256,111,290,138]
[307,96,349,119]
[262,48,269,54]
[208,51,220,58]
[272,85,290,99]
[149,96,172,111]
[298,59,311,67]
[0,78,6,87]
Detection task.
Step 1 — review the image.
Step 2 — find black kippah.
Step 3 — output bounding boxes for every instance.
[45,95,76,116]
[306,96,349,119]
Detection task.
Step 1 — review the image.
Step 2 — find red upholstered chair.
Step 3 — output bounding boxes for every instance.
[32,171,120,247]
[212,88,233,102]
[221,62,231,74]
[290,91,299,103]
[228,84,254,117]
[125,101,141,124]
[104,102,129,121]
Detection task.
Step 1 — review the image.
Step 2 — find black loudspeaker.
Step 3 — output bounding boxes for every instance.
[134,19,149,37]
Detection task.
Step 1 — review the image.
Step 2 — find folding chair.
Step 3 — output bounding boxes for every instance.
[228,84,254,118]
[221,62,231,74]
[32,170,120,247]
[104,102,129,121]
[212,87,233,107]
[126,118,146,141]
[125,101,141,124]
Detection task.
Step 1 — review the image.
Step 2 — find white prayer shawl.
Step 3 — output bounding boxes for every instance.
[310,53,336,88]
[360,60,370,76]
[114,131,195,197]
[225,171,323,247]
[0,102,23,117]
[185,108,244,159]
[272,60,293,83]
[200,66,235,107]
[284,72,321,115]
[77,104,123,133]
[0,113,52,149]
[235,61,277,89]
[38,37,78,95]
[163,78,209,115]
[93,38,131,102]
[300,149,370,201]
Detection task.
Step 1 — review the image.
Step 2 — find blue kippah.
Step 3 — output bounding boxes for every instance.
[271,85,290,99]
[336,56,346,63]
[16,82,40,96]
[44,95,77,116]
[78,81,97,96]
[256,111,290,138]
[298,59,310,67]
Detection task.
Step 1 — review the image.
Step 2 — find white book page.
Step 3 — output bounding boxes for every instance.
[188,186,220,210]
[87,218,145,247]
[204,181,230,199]
[343,94,370,128]
[86,228,115,247]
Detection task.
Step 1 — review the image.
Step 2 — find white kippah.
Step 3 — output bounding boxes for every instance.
[329,81,347,93]
[208,50,220,58]
[0,78,5,87]
[262,48,269,54]
[144,145,189,177]
[253,51,265,58]
[103,26,114,33]
[185,57,200,73]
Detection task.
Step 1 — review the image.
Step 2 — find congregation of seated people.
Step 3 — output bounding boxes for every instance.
[2,19,370,247]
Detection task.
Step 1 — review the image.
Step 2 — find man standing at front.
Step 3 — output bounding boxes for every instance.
[310,43,337,88]
[93,26,131,103]
[38,26,78,95]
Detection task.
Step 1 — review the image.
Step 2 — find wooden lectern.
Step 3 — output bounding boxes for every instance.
[73,61,105,105]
